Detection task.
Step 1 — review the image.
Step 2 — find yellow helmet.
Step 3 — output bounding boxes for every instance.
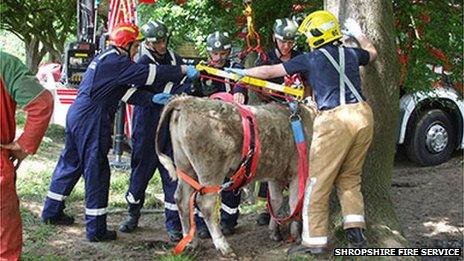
[298,10,342,48]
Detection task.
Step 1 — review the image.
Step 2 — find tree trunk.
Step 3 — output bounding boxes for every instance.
[24,36,46,73]
[325,0,407,247]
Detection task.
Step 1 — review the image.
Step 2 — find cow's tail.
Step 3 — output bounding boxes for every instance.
[156,96,185,181]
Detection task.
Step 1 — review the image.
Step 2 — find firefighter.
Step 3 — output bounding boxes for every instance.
[254,17,303,226]
[41,22,199,242]
[118,20,190,242]
[227,11,377,254]
[0,51,54,260]
[191,31,246,238]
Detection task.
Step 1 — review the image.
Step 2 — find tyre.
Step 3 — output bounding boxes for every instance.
[405,109,456,166]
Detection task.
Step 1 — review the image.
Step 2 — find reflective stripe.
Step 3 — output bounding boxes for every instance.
[194,208,204,217]
[302,177,316,242]
[47,191,67,201]
[121,87,137,102]
[319,47,363,103]
[168,50,177,66]
[302,236,328,246]
[85,207,107,216]
[344,214,365,224]
[125,192,141,204]
[221,203,238,215]
[146,64,157,85]
[165,201,179,211]
[339,46,346,104]
[224,81,231,93]
[163,82,174,93]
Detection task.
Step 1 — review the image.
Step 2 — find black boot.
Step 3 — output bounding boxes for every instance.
[256,212,271,226]
[88,230,117,242]
[346,228,368,248]
[167,230,183,242]
[43,213,75,226]
[119,204,141,233]
[197,225,211,239]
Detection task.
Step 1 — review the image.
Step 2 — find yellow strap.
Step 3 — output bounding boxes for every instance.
[196,64,305,100]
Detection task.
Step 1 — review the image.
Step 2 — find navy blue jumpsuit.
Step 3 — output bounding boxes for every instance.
[192,60,246,229]
[42,46,184,240]
[123,46,190,233]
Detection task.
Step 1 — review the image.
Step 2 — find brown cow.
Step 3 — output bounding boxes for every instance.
[156,95,315,256]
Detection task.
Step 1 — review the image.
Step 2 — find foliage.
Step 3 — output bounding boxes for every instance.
[137,0,321,56]
[393,1,463,94]
[0,0,77,71]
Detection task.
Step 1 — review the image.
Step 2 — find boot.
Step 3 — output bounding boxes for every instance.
[88,230,117,242]
[197,225,211,239]
[345,228,368,248]
[43,213,75,226]
[119,204,141,233]
[256,212,270,226]
[167,230,183,242]
[287,244,326,256]
[220,221,236,236]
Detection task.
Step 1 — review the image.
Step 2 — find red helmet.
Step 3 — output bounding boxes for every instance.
[110,22,144,47]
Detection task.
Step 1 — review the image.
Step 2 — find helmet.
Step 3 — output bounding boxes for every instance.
[141,20,169,42]
[298,10,342,48]
[273,18,298,41]
[206,31,231,52]
[110,22,144,47]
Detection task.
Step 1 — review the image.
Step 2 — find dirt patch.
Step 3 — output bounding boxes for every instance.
[21,151,463,260]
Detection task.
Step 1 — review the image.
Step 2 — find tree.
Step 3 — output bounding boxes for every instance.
[0,0,76,72]
[325,0,407,247]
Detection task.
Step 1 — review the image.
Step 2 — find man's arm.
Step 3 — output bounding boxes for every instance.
[343,18,377,62]
[245,63,288,80]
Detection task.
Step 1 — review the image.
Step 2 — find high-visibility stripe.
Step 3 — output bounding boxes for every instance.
[47,191,67,201]
[165,201,179,211]
[125,192,141,204]
[121,87,136,102]
[168,50,177,66]
[85,207,108,216]
[221,203,238,215]
[146,64,157,85]
[163,82,174,94]
[302,177,316,243]
[344,214,365,224]
[302,236,328,246]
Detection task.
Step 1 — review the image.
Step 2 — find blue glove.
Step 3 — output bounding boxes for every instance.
[152,92,173,105]
[186,65,199,80]
[225,67,246,78]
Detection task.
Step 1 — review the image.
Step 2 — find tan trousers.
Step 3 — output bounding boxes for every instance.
[302,102,374,247]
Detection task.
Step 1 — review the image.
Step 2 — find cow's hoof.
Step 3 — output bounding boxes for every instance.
[219,248,236,258]
[270,231,283,241]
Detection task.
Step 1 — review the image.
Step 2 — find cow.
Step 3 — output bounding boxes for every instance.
[156,95,316,256]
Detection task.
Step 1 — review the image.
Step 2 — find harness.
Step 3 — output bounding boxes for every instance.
[319,46,363,104]
[173,92,260,255]
[172,78,310,255]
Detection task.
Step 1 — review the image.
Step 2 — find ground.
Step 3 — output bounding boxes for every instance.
[18,137,463,260]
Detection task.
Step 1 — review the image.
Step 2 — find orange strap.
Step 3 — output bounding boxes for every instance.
[173,169,221,255]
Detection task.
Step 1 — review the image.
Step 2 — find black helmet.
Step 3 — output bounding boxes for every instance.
[141,20,169,42]
[273,18,298,41]
[206,31,231,52]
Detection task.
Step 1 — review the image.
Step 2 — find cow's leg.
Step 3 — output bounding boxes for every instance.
[267,181,285,241]
[196,179,234,256]
[288,175,302,242]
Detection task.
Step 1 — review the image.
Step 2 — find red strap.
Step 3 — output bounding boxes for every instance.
[210,93,261,191]
[267,128,309,224]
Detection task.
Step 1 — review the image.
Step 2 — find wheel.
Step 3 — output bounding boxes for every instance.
[405,109,456,166]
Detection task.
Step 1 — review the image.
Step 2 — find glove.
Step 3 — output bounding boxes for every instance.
[224,67,247,79]
[186,65,199,80]
[342,18,363,38]
[152,92,173,105]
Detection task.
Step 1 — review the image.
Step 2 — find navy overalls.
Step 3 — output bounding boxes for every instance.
[123,46,190,233]
[42,46,184,240]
